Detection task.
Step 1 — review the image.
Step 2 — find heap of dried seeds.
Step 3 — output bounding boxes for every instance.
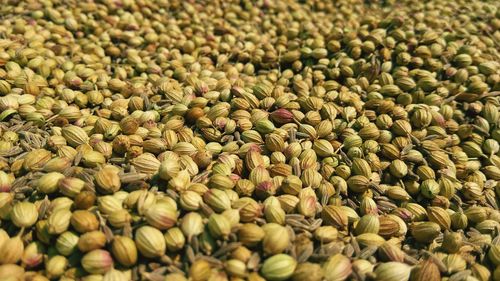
[0,0,499,280]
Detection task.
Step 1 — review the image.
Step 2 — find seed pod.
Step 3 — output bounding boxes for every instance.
[403,203,427,221]
[233,197,263,222]
[56,231,79,256]
[450,212,468,230]
[164,227,186,252]
[107,209,132,228]
[37,172,65,194]
[208,213,231,239]
[420,179,440,199]
[374,262,411,281]
[442,254,466,274]
[356,233,386,248]
[238,223,265,247]
[204,188,232,212]
[322,254,352,281]
[314,226,338,243]
[145,202,178,230]
[262,223,290,255]
[0,234,24,265]
[81,150,106,167]
[103,268,130,281]
[322,205,348,230]
[354,215,380,235]
[75,190,97,210]
[261,254,297,281]
[135,190,157,215]
[488,244,500,266]
[21,148,50,171]
[292,262,323,281]
[297,195,316,218]
[352,259,374,278]
[78,231,107,252]
[189,259,212,281]
[164,273,188,281]
[410,259,440,281]
[313,139,334,157]
[378,242,405,262]
[131,153,161,175]
[464,206,487,224]
[47,208,72,234]
[70,210,99,233]
[441,232,462,254]
[427,151,449,169]
[58,177,85,198]
[378,215,402,238]
[347,175,370,193]
[135,226,166,258]
[0,263,25,281]
[95,166,121,193]
[208,174,235,190]
[476,219,500,235]
[427,207,451,230]
[62,125,89,147]
[235,179,255,196]
[158,158,181,181]
[11,201,38,228]
[225,259,247,278]
[81,249,113,274]
[263,200,285,225]
[495,266,500,281]
[389,160,408,178]
[470,263,491,281]
[46,255,68,279]
[111,236,138,267]
[360,196,378,216]
[266,134,285,152]
[180,212,204,240]
[351,158,372,178]
[411,222,441,243]
[98,195,123,215]
[22,241,45,268]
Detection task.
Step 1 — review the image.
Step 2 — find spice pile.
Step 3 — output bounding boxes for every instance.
[0,0,499,280]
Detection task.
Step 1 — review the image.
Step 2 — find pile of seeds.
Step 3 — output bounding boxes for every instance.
[0,0,499,280]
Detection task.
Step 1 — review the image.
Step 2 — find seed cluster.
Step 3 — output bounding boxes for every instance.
[0,0,499,280]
